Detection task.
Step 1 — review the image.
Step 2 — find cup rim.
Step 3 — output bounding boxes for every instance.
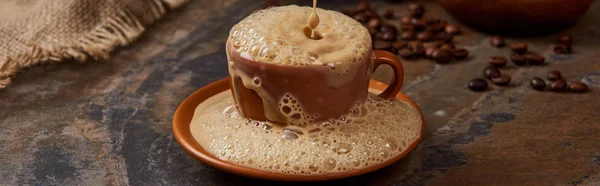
[172,77,425,181]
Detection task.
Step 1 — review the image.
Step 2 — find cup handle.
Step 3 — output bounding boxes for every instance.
[373,50,404,99]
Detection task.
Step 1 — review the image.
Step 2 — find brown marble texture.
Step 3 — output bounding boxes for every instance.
[1,0,599,185]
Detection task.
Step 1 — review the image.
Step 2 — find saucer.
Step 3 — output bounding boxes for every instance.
[172,77,424,182]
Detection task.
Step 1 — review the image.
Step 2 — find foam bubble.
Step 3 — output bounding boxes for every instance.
[228,5,371,74]
[190,91,422,175]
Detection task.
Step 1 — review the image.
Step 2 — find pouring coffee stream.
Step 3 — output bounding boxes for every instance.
[306,0,321,40]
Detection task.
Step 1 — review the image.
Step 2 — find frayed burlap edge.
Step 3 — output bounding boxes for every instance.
[0,0,188,89]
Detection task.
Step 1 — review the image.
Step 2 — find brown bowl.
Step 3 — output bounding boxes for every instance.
[172,77,425,181]
[438,0,593,36]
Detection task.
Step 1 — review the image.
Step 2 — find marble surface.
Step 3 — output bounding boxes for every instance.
[1,0,599,185]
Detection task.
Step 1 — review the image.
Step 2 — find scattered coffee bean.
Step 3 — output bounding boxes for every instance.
[444,24,461,35]
[368,27,378,36]
[374,41,393,50]
[490,36,505,47]
[400,31,415,40]
[424,46,438,58]
[549,79,567,92]
[483,66,501,80]
[510,42,528,54]
[398,48,415,59]
[380,31,397,41]
[554,44,572,54]
[408,41,425,57]
[358,0,370,11]
[368,18,382,30]
[423,16,440,25]
[510,53,526,66]
[392,41,408,49]
[557,33,573,45]
[427,23,445,33]
[432,49,453,63]
[468,78,488,91]
[547,71,562,81]
[439,43,456,51]
[524,53,545,65]
[489,56,508,68]
[383,9,395,19]
[453,48,469,60]
[353,13,368,23]
[408,3,425,18]
[411,19,427,31]
[435,32,453,42]
[380,24,398,34]
[417,31,433,41]
[491,74,511,86]
[568,82,588,93]
[530,77,546,91]
[399,24,414,31]
[400,15,412,25]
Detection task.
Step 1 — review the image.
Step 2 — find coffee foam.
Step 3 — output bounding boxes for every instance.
[228,5,372,73]
[190,91,422,175]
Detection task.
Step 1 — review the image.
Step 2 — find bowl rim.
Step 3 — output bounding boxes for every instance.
[172,77,425,182]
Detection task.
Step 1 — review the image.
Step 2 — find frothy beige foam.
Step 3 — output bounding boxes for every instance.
[228,5,372,72]
[190,90,421,175]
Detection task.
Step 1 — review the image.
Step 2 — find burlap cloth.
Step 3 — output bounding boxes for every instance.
[0,0,188,89]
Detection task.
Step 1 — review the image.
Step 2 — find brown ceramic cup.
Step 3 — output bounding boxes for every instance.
[226,42,404,125]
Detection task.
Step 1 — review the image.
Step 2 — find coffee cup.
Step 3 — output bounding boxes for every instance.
[226,6,404,125]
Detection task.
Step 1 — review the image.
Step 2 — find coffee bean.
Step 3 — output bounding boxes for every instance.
[400,31,415,40]
[353,13,368,23]
[468,78,488,91]
[557,33,573,45]
[435,32,453,42]
[510,42,528,54]
[432,49,453,63]
[368,27,378,37]
[427,23,445,33]
[400,15,412,25]
[408,3,425,18]
[417,31,433,41]
[380,24,398,34]
[483,66,501,80]
[423,16,440,25]
[568,82,588,93]
[374,41,392,50]
[393,41,408,49]
[358,0,370,11]
[408,41,425,57]
[554,44,572,54]
[413,46,426,57]
[368,18,382,30]
[383,9,395,19]
[550,79,567,92]
[411,19,427,31]
[510,53,526,66]
[425,46,439,58]
[363,10,377,19]
[547,70,562,81]
[491,74,511,86]
[530,77,546,91]
[380,31,397,41]
[399,24,414,31]
[524,53,545,65]
[489,56,508,68]
[453,48,469,60]
[398,48,415,59]
[444,24,461,35]
[490,36,505,47]
[439,43,456,51]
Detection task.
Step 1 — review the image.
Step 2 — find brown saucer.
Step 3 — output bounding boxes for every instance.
[172,77,425,182]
